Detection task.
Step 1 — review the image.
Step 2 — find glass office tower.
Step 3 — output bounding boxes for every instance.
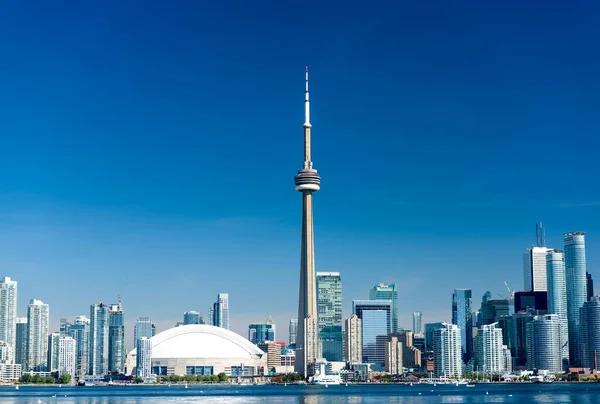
[452,289,473,363]
[316,272,343,361]
[353,300,391,370]
[564,232,587,366]
[369,284,398,332]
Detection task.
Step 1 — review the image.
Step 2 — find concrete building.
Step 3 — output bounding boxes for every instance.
[413,312,422,335]
[294,67,321,378]
[47,332,60,372]
[452,289,473,364]
[526,314,562,373]
[89,303,110,376]
[127,325,266,377]
[344,315,362,365]
[258,341,281,372]
[369,284,399,332]
[524,247,551,292]
[385,336,402,374]
[248,318,275,344]
[353,300,392,370]
[68,316,90,378]
[546,249,569,367]
[289,319,298,346]
[0,341,12,364]
[108,303,125,374]
[136,337,152,378]
[0,277,17,356]
[580,297,600,369]
[134,317,155,349]
[514,291,548,313]
[316,272,343,362]
[58,337,76,380]
[480,298,513,326]
[26,299,49,371]
[474,323,505,375]
[564,232,587,366]
[390,330,422,368]
[212,294,229,330]
[15,317,27,368]
[433,323,462,378]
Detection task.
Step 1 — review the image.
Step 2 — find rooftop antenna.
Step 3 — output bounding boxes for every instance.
[536,223,539,247]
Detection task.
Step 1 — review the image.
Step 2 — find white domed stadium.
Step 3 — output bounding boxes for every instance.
[127,325,266,377]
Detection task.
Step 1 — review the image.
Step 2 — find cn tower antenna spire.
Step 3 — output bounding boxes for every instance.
[304,66,311,127]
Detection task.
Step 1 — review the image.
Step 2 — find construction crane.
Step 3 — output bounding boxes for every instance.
[504,281,515,299]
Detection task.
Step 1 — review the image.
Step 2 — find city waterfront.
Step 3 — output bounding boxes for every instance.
[1,384,599,404]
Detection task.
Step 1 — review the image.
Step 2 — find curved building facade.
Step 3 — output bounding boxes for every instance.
[546,249,569,367]
[127,325,265,377]
[565,232,587,366]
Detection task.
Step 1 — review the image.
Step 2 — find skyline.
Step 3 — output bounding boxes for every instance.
[1,1,599,346]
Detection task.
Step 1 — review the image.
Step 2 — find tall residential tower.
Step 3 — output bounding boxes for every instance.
[564,232,587,366]
[316,272,343,361]
[294,67,321,377]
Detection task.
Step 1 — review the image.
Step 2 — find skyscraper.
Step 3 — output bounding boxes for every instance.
[0,277,17,356]
[523,247,550,292]
[587,272,594,302]
[353,300,392,370]
[15,317,27,368]
[136,337,152,378]
[385,336,403,374]
[474,323,505,375]
[60,318,71,338]
[288,319,298,346]
[433,323,462,378]
[294,67,321,378]
[369,284,399,332]
[134,317,155,349]
[89,303,110,376]
[424,322,445,352]
[564,231,587,366]
[514,291,548,313]
[452,289,473,363]
[412,312,422,335]
[108,303,125,374]
[345,315,362,365]
[480,298,513,326]
[183,311,203,325]
[579,297,600,370]
[212,294,229,330]
[526,314,562,373]
[47,332,60,372]
[546,249,569,366]
[248,318,276,344]
[316,272,343,361]
[390,330,422,368]
[68,316,90,378]
[26,299,49,371]
[58,337,76,380]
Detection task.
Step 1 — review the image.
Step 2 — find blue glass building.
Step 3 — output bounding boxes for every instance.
[369,284,398,332]
[564,232,587,366]
[452,289,473,364]
[546,249,569,367]
[352,300,391,370]
[317,272,343,362]
[248,320,275,344]
[580,297,600,369]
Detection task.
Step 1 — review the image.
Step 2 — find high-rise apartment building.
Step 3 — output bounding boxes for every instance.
[47,332,60,372]
[248,318,276,344]
[546,249,569,367]
[0,341,11,363]
[316,272,343,362]
[474,323,505,375]
[385,336,403,374]
[433,323,462,378]
[15,317,27,368]
[134,317,155,349]
[523,247,550,291]
[136,337,152,378]
[452,289,473,363]
[526,314,562,373]
[424,322,445,352]
[369,284,399,332]
[564,232,587,366]
[108,303,125,374]
[68,316,90,378]
[258,341,281,371]
[89,303,110,376]
[390,330,422,368]
[60,318,71,338]
[212,294,229,330]
[26,299,49,371]
[480,298,513,326]
[579,297,600,369]
[353,300,391,370]
[0,277,17,356]
[58,337,76,380]
[344,315,362,365]
[412,312,422,335]
[288,319,298,346]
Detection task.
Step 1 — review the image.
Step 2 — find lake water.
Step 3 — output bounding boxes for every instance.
[2,383,599,404]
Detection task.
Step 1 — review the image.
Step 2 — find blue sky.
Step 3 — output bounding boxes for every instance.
[0,1,599,346]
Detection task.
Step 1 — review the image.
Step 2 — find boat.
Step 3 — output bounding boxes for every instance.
[466,384,475,387]
[313,377,341,386]
[15,386,18,390]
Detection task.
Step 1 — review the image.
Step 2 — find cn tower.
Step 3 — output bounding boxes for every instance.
[294,67,321,377]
